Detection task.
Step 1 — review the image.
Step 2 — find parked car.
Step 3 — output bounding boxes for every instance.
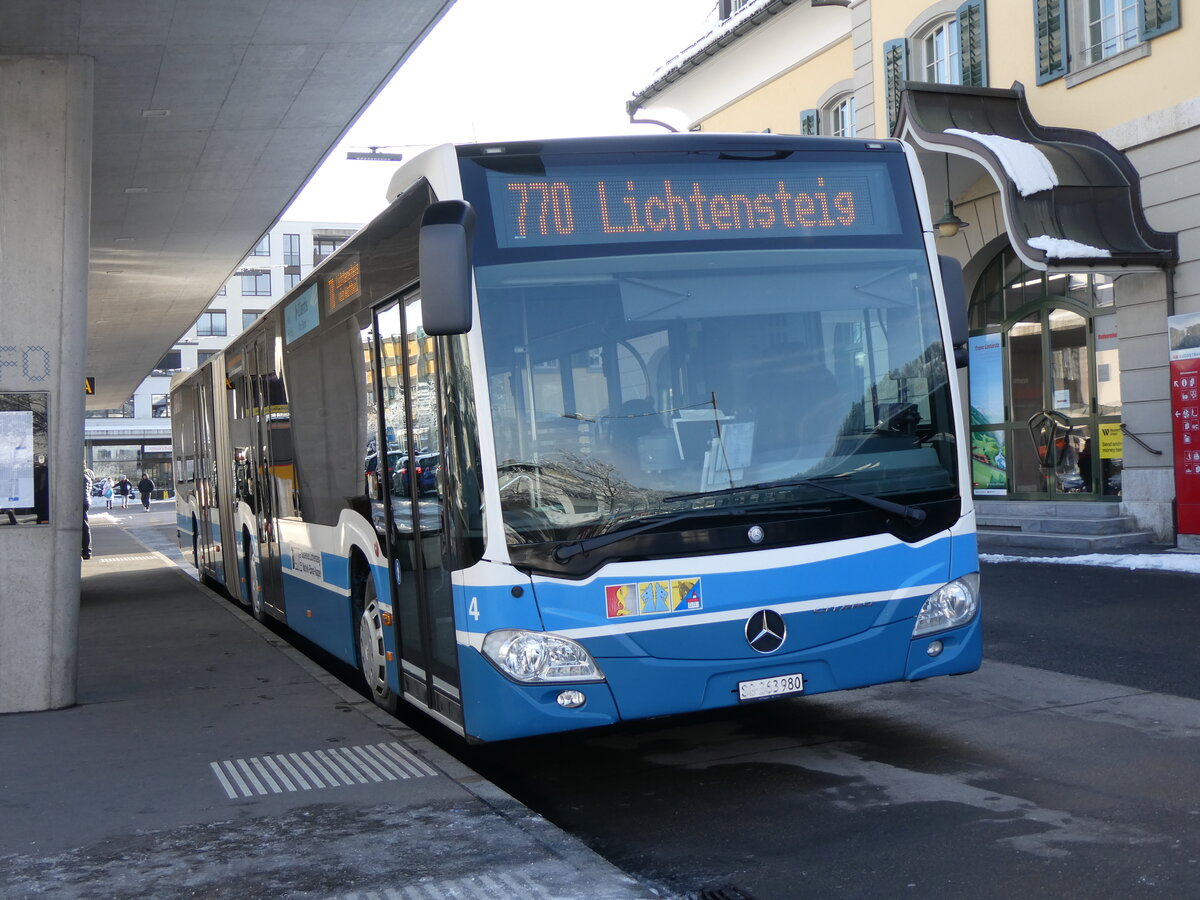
[414,453,440,495]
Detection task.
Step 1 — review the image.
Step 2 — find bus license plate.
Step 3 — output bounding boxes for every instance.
[738,672,804,701]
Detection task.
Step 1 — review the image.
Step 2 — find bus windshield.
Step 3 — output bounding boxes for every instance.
[465,147,958,556]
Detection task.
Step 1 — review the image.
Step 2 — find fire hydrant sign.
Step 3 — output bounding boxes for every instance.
[1168,313,1200,533]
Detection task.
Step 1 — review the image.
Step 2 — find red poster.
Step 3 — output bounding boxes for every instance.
[1168,314,1200,534]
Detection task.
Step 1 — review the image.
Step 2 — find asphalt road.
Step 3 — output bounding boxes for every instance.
[456,558,1200,898]
[131,514,1200,899]
[982,559,1200,699]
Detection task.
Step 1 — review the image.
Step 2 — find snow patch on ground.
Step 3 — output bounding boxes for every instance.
[981,553,1200,573]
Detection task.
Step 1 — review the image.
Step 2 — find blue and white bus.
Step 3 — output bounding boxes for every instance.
[172,133,980,742]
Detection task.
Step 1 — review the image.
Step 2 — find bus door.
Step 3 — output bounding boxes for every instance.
[374,295,462,728]
[248,341,285,617]
[194,371,221,577]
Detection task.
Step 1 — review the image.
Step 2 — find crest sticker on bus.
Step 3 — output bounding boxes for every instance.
[606,578,703,618]
[606,584,635,617]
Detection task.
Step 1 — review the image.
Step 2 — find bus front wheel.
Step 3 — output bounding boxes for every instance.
[245,531,266,623]
[357,572,399,715]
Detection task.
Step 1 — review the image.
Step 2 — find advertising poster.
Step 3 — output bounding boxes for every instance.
[1168,312,1200,533]
[1,409,35,508]
[968,334,1006,495]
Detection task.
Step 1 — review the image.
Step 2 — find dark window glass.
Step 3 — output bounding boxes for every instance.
[313,237,346,265]
[154,351,182,372]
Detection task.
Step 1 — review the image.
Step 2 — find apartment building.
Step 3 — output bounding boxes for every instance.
[84,220,360,492]
[630,0,1195,547]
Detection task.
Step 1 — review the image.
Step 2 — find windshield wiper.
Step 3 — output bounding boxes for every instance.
[664,474,927,525]
[551,502,829,563]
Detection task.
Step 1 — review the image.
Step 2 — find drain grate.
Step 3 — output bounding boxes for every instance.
[210,741,437,799]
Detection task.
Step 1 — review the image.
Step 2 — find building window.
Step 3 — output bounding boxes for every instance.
[827,94,856,137]
[313,237,344,265]
[283,233,300,267]
[153,351,182,373]
[197,311,227,337]
[922,17,962,84]
[1083,0,1139,65]
[242,310,263,330]
[151,394,170,418]
[884,2,988,131]
[241,271,270,296]
[284,271,301,291]
[197,350,217,365]
[250,234,270,256]
[217,285,226,296]
[1036,0,1177,83]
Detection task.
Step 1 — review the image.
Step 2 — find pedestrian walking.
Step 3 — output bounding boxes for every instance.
[116,474,132,509]
[102,478,113,509]
[138,473,155,511]
[82,466,93,559]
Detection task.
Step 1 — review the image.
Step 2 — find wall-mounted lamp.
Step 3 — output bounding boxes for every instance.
[935,153,970,238]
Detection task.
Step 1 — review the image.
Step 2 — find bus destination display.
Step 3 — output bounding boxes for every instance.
[487,161,900,249]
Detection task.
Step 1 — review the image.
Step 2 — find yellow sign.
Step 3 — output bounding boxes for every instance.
[1099,423,1123,459]
[85,377,95,395]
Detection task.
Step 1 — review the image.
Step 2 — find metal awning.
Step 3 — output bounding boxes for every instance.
[894,81,1177,273]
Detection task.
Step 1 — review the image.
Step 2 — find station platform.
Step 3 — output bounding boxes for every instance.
[0,510,652,899]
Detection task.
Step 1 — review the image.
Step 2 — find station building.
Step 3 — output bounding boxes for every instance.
[629,0,1195,548]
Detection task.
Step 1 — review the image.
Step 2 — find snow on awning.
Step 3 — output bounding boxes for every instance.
[894,82,1177,273]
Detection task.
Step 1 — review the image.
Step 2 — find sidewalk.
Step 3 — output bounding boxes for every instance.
[0,514,653,899]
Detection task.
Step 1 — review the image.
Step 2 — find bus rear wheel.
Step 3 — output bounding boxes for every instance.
[357,573,399,714]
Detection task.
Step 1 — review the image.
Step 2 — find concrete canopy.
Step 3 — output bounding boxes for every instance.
[1,0,454,408]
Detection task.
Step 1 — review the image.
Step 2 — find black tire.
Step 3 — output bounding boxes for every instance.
[356,568,399,714]
[244,531,267,622]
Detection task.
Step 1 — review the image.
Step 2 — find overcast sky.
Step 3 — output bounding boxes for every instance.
[284,0,712,224]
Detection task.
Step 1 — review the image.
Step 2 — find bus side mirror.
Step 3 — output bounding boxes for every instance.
[938,254,969,368]
[420,200,477,336]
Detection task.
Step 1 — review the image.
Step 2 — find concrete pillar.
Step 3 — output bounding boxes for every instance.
[0,55,93,712]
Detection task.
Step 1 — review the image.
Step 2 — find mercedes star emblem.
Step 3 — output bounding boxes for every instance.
[745,609,787,653]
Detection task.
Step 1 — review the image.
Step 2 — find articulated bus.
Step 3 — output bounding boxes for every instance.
[172,133,980,742]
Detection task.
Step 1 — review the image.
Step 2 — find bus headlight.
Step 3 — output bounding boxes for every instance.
[913,573,979,637]
[482,629,604,684]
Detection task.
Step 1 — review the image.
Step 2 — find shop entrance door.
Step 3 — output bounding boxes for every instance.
[967,247,1124,502]
[1007,304,1103,498]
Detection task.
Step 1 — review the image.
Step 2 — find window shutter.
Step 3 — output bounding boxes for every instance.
[1034,0,1068,84]
[800,108,820,136]
[883,38,908,135]
[957,0,988,87]
[1140,0,1181,40]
